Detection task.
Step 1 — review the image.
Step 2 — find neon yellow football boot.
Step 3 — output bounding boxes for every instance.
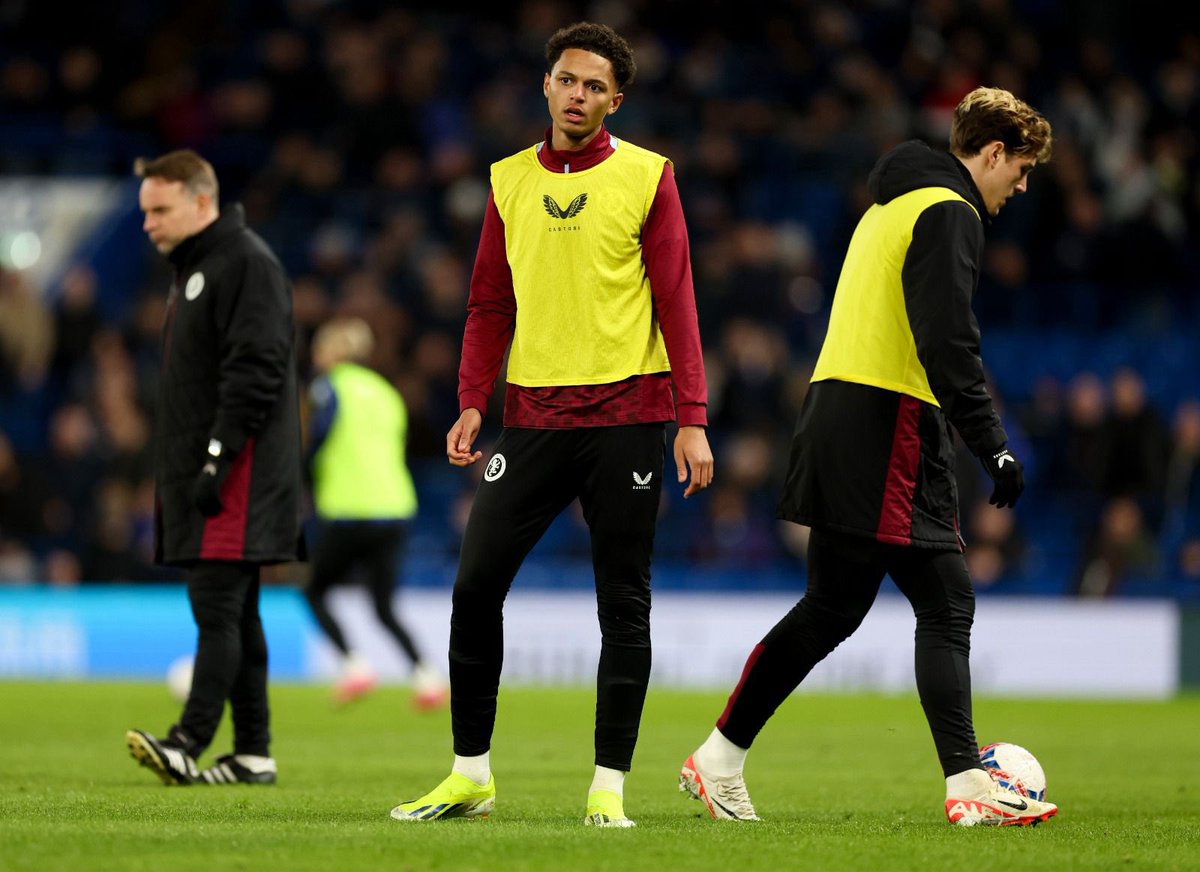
[389,771,496,821]
[584,789,636,828]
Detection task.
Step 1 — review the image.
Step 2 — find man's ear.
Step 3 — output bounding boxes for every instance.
[607,92,624,115]
[988,141,1005,167]
[543,72,551,99]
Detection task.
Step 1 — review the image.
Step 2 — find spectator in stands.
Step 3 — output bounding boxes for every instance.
[39,403,104,554]
[688,431,784,566]
[79,476,156,581]
[1053,371,1109,534]
[1074,496,1161,596]
[48,264,102,388]
[0,430,47,571]
[1162,399,1200,584]
[956,382,1029,587]
[963,501,1026,588]
[0,268,53,393]
[1101,367,1169,528]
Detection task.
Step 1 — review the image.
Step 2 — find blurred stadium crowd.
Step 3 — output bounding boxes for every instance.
[1,0,1198,598]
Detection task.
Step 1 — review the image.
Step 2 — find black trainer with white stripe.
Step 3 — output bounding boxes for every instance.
[125,729,200,785]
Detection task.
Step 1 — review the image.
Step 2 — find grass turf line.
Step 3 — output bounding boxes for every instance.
[1,681,1198,871]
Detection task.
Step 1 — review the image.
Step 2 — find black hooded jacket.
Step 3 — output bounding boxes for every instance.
[155,204,303,565]
[777,141,1008,549]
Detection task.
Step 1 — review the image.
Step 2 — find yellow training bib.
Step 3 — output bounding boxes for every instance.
[491,138,671,387]
[813,187,979,404]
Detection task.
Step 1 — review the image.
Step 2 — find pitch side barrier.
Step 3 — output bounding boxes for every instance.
[0,583,1185,697]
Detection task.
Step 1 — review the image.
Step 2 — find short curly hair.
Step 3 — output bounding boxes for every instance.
[950,87,1053,163]
[545,22,636,91]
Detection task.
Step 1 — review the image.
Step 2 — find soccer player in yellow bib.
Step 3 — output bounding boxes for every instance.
[680,88,1060,827]
[303,317,448,711]
[390,22,712,827]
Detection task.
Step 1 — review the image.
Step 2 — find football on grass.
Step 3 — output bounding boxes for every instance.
[166,655,194,703]
[980,741,1047,801]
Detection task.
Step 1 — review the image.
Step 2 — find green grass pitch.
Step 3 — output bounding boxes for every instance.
[1,681,1197,871]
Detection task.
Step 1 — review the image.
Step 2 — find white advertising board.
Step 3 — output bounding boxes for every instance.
[313,590,1179,699]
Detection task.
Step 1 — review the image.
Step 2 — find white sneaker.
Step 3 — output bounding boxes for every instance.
[333,668,378,705]
[946,782,1058,827]
[333,652,378,705]
[411,662,449,711]
[679,753,761,821]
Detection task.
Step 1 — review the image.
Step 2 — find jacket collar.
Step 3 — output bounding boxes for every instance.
[167,203,246,269]
[949,154,991,228]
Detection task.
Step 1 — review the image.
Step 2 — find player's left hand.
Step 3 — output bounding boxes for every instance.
[982,445,1025,509]
[674,425,713,498]
[193,457,232,517]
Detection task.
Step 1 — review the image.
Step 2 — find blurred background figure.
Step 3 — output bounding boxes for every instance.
[0,429,44,582]
[304,316,447,709]
[1074,496,1161,597]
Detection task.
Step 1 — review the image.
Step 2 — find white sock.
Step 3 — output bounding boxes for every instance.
[342,651,372,676]
[946,768,992,799]
[696,728,748,777]
[453,753,490,786]
[589,765,625,798]
[412,661,446,692]
[232,754,277,774]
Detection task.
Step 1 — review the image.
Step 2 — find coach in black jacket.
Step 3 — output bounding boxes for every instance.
[126,149,302,787]
[681,89,1059,827]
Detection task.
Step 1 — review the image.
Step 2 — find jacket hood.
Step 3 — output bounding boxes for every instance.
[867,140,989,225]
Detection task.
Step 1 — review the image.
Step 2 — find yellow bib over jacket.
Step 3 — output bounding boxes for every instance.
[812,187,978,406]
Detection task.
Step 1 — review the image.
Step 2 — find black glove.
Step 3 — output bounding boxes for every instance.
[981,445,1024,509]
[192,439,234,517]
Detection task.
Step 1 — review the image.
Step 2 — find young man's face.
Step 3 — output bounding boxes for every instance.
[543,48,623,148]
[139,177,211,254]
[979,149,1038,216]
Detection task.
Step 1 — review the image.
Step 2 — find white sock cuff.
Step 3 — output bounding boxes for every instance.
[588,765,626,797]
[946,767,992,799]
[697,727,749,777]
[412,662,446,690]
[233,754,277,774]
[453,753,490,786]
[343,651,372,674]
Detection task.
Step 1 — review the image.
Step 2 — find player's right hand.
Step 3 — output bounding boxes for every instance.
[446,408,484,467]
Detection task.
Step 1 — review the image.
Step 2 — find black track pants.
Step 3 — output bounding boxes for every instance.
[716,528,982,777]
[304,521,421,664]
[449,425,664,771]
[177,561,270,757]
